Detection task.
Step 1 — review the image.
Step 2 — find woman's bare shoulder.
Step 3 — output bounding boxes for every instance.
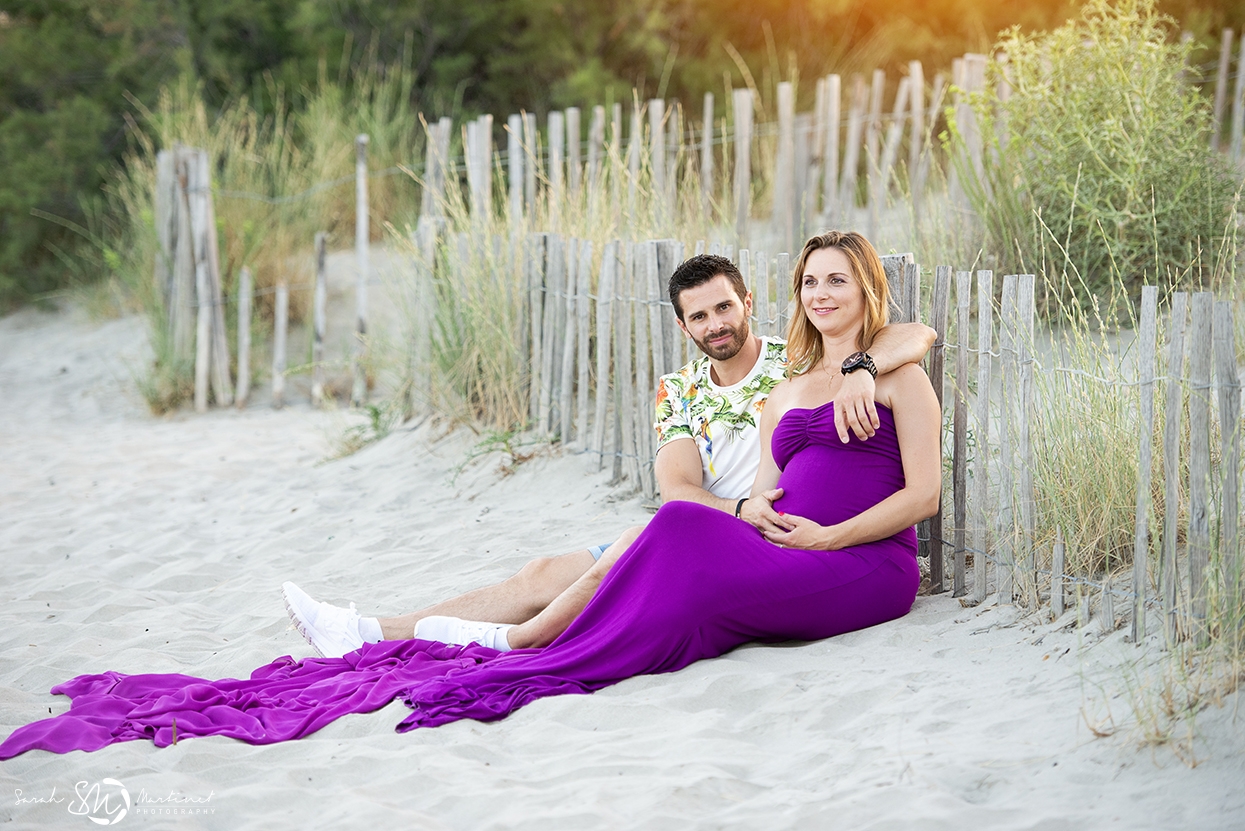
[875,362,934,408]
[760,375,803,424]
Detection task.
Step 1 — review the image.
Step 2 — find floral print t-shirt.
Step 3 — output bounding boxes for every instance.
[654,337,788,499]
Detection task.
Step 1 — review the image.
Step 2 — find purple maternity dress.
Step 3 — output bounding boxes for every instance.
[0,403,918,759]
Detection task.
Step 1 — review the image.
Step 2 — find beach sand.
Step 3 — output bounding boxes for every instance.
[1,303,1243,830]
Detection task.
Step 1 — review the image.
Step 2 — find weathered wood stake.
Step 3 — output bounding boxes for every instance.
[1162,292,1189,642]
[272,282,289,409]
[1214,301,1242,624]
[235,267,252,408]
[1188,293,1214,644]
[973,270,994,603]
[352,134,369,406]
[1052,528,1066,618]
[952,269,971,597]
[1132,286,1158,643]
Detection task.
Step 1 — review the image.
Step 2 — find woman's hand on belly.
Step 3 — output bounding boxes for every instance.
[762,513,837,551]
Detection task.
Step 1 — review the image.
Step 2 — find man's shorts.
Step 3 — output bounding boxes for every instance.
[587,541,616,561]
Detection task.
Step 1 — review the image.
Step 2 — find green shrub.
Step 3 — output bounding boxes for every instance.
[951,0,1239,312]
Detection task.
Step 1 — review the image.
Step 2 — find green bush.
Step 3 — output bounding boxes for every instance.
[952,0,1239,312]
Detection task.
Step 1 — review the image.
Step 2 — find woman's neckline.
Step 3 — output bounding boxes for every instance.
[783,399,894,417]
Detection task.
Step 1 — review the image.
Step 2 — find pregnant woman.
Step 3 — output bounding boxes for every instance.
[0,231,940,757]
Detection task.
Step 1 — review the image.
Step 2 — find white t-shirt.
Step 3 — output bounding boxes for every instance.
[653,337,788,499]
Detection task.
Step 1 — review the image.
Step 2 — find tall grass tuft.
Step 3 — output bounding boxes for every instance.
[949,0,1239,313]
[100,62,425,413]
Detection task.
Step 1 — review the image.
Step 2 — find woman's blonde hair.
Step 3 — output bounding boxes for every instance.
[784,231,890,377]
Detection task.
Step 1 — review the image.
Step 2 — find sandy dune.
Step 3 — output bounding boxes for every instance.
[1,305,1242,829]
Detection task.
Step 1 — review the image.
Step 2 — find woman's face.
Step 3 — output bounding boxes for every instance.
[799,246,864,340]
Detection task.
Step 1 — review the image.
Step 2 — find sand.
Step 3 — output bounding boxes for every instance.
[2,302,1243,830]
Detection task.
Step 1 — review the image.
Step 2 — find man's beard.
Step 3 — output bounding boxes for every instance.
[692,323,749,361]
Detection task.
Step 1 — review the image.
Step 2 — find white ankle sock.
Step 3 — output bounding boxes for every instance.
[484,626,514,652]
[358,616,383,643]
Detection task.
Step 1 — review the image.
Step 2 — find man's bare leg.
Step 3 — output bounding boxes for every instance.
[376,549,596,639]
[504,526,643,649]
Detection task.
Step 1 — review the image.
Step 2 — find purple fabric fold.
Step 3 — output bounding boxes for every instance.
[1,640,495,759]
[1,403,919,760]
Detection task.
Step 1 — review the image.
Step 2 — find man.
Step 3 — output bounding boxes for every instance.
[284,254,935,657]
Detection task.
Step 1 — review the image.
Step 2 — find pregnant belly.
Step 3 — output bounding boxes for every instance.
[771,445,905,527]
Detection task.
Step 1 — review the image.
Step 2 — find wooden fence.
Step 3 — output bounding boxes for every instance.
[151,39,1245,635]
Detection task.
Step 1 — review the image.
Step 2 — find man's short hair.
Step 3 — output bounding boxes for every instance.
[668,255,747,321]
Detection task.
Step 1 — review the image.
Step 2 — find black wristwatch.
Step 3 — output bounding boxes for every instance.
[841,351,877,378]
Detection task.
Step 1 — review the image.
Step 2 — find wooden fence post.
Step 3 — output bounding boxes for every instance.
[665,102,681,224]
[775,252,791,338]
[775,82,796,256]
[1052,527,1066,618]
[952,269,971,597]
[903,261,921,325]
[549,111,565,231]
[823,74,841,228]
[526,233,546,422]
[645,241,667,378]
[1017,275,1036,608]
[1162,292,1190,642]
[153,150,175,345]
[352,134,370,406]
[559,238,578,442]
[312,233,327,406]
[1214,301,1242,622]
[170,149,196,365]
[539,234,563,434]
[195,150,232,407]
[588,105,606,195]
[1189,292,1214,644]
[1211,29,1235,151]
[840,75,866,228]
[877,77,912,228]
[973,270,994,604]
[616,243,638,488]
[908,60,925,218]
[633,242,654,498]
[732,89,752,247]
[412,219,438,414]
[656,240,684,372]
[1231,33,1245,164]
[508,114,524,229]
[566,107,582,203]
[523,113,539,221]
[191,159,212,413]
[701,93,714,221]
[947,58,967,208]
[649,99,666,228]
[1132,286,1158,643]
[235,267,252,408]
[575,239,592,445]
[754,250,770,337]
[997,274,1018,604]
[924,264,949,593]
[593,241,618,467]
[864,70,885,239]
[272,282,289,409]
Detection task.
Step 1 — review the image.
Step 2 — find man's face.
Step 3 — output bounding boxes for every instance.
[675,275,752,361]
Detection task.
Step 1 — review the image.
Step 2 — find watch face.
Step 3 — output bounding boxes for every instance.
[841,351,875,376]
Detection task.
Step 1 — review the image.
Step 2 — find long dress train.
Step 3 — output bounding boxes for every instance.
[0,403,919,759]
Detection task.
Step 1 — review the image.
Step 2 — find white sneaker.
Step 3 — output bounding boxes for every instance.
[282,582,366,658]
[414,615,513,652]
